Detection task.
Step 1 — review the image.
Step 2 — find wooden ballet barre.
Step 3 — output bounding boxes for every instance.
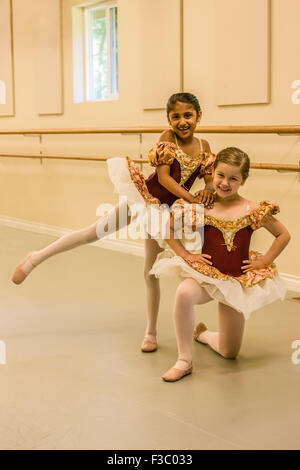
[0,125,300,135]
[0,153,113,162]
[0,153,299,172]
[250,163,300,172]
[0,153,143,163]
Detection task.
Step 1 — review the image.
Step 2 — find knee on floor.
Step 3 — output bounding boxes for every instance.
[220,349,239,360]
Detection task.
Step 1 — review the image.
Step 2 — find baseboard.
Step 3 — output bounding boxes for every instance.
[0,214,145,257]
[280,273,300,294]
[1,215,299,292]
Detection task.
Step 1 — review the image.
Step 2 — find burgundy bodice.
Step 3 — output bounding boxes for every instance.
[145,160,202,207]
[202,225,254,277]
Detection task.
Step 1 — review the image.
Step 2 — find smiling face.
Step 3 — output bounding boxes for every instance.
[213,162,245,199]
[167,101,201,140]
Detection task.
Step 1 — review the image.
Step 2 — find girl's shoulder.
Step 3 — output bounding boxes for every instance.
[247,200,279,213]
[248,200,280,229]
[159,129,176,143]
[198,138,211,153]
[148,132,177,167]
[247,200,261,212]
[204,200,273,221]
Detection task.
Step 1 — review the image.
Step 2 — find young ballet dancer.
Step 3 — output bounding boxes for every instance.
[12,92,216,353]
[150,147,290,381]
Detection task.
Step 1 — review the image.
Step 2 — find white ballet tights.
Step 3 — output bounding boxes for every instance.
[22,201,163,345]
[30,199,131,266]
[172,279,212,370]
[172,278,245,370]
[143,237,164,343]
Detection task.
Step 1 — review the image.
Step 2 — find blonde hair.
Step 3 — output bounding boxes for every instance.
[214,147,250,180]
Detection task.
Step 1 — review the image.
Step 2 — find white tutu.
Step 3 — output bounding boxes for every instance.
[150,251,287,319]
[107,157,176,240]
[107,157,146,206]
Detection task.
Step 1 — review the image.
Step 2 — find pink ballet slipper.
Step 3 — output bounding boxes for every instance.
[193,322,208,344]
[141,337,157,352]
[11,251,37,285]
[162,362,193,382]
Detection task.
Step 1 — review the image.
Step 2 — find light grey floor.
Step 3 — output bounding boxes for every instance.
[0,225,299,450]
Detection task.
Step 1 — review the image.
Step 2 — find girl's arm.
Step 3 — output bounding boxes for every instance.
[241,216,291,272]
[157,165,200,203]
[195,140,215,207]
[197,173,215,207]
[204,174,214,193]
[201,140,214,192]
[167,214,212,265]
[156,131,212,205]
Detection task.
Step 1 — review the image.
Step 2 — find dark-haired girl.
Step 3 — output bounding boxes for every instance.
[12,93,216,352]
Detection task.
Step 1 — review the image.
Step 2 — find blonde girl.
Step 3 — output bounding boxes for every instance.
[151,147,290,381]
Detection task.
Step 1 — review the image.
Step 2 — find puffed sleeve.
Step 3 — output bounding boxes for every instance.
[249,200,280,230]
[148,142,176,167]
[171,199,204,233]
[199,152,216,177]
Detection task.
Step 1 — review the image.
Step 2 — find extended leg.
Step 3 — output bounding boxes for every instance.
[12,199,131,284]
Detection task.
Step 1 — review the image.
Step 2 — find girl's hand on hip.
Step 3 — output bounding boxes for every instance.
[241,257,267,272]
[183,253,212,266]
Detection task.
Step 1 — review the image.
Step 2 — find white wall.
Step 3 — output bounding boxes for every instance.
[0,0,299,276]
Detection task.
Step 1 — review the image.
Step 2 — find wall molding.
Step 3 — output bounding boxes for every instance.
[141,0,182,109]
[214,0,270,106]
[1,214,299,292]
[279,273,300,294]
[0,214,144,257]
[0,0,15,117]
[35,0,64,115]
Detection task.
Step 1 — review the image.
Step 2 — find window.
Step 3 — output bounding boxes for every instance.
[0,81,6,105]
[72,1,118,103]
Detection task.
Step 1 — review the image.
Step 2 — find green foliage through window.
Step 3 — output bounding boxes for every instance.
[85,3,118,101]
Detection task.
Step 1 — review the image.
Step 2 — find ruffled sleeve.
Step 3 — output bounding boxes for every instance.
[148,142,176,167]
[249,200,280,230]
[171,199,204,233]
[199,152,216,177]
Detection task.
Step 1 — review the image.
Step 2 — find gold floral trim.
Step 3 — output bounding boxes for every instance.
[148,142,177,167]
[173,139,215,185]
[198,152,215,176]
[126,157,161,205]
[184,251,277,287]
[172,199,204,232]
[248,200,280,229]
[236,254,278,287]
[177,157,204,186]
[172,199,280,252]
[184,257,231,281]
[204,216,250,252]
[148,142,216,187]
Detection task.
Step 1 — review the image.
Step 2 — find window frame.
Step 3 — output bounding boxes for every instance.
[84,0,118,102]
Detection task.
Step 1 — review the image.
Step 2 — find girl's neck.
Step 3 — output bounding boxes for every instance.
[215,193,243,206]
[173,131,195,146]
